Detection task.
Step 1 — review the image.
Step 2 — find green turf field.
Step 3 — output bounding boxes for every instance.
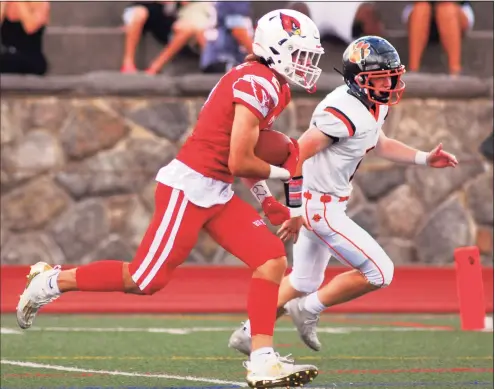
[0,313,493,389]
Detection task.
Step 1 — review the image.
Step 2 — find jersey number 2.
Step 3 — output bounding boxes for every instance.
[349,146,375,182]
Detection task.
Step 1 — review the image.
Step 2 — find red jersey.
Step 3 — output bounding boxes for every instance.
[176,61,291,183]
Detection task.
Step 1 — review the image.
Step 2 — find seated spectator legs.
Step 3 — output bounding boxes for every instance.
[195,30,206,49]
[434,2,469,76]
[407,2,432,73]
[0,50,47,75]
[146,20,198,75]
[121,5,149,73]
[0,1,49,75]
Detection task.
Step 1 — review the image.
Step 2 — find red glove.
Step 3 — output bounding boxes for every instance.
[281,138,300,179]
[262,196,290,226]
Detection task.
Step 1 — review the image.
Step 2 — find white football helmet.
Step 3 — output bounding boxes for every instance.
[253,9,324,92]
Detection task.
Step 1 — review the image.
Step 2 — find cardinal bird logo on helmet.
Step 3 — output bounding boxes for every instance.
[280,12,304,37]
[349,41,371,64]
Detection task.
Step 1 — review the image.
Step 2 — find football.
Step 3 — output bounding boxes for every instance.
[254,130,291,166]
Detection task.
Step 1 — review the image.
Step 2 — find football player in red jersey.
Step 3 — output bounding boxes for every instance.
[16,8,324,388]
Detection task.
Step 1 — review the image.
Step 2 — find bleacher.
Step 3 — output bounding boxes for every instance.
[44,1,494,77]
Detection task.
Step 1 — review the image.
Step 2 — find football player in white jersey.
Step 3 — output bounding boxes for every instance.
[229,35,458,355]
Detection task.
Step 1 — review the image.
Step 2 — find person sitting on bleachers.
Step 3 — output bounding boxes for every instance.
[200,1,253,74]
[121,1,213,74]
[0,1,50,75]
[403,1,475,76]
[288,1,384,45]
[146,1,214,75]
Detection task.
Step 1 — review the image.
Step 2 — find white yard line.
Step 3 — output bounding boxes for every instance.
[0,328,22,335]
[0,359,247,387]
[0,326,456,335]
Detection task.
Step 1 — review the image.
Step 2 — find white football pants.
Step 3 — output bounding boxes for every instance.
[289,189,394,294]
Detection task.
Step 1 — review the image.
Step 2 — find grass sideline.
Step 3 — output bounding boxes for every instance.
[0,313,493,389]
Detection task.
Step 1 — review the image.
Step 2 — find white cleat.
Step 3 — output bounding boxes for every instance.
[245,352,318,388]
[228,323,251,356]
[285,297,322,351]
[16,262,61,330]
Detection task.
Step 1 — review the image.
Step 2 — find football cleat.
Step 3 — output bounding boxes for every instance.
[245,352,318,388]
[16,262,61,329]
[285,297,322,351]
[228,322,251,356]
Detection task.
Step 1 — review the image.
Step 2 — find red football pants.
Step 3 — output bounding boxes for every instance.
[129,183,286,294]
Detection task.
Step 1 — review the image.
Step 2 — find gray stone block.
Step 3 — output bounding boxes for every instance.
[49,199,111,263]
[1,232,66,265]
[377,237,418,265]
[2,130,65,185]
[466,171,494,226]
[355,166,406,201]
[60,103,130,160]
[128,100,190,142]
[406,158,485,211]
[1,177,70,232]
[414,196,475,264]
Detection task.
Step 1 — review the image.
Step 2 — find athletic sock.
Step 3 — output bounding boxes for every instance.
[304,292,327,314]
[247,278,279,336]
[76,260,125,292]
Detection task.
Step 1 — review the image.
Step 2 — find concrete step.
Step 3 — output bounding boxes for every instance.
[43,27,200,75]
[42,26,493,77]
[376,1,493,31]
[49,2,127,27]
[384,33,494,77]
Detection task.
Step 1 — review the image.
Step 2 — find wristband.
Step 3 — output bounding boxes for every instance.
[284,176,303,208]
[414,151,429,166]
[269,165,291,180]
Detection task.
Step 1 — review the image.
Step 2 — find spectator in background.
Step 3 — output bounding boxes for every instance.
[288,1,384,45]
[403,1,475,76]
[147,1,214,75]
[121,1,213,74]
[200,1,253,74]
[0,1,50,75]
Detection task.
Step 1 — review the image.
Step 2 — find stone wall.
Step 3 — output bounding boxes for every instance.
[1,78,493,267]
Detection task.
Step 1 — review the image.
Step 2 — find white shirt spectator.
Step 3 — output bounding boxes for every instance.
[304,1,371,44]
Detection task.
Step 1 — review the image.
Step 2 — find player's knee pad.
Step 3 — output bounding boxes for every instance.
[360,257,394,288]
[289,272,325,294]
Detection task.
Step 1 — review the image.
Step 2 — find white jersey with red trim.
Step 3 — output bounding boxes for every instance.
[302,85,389,197]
